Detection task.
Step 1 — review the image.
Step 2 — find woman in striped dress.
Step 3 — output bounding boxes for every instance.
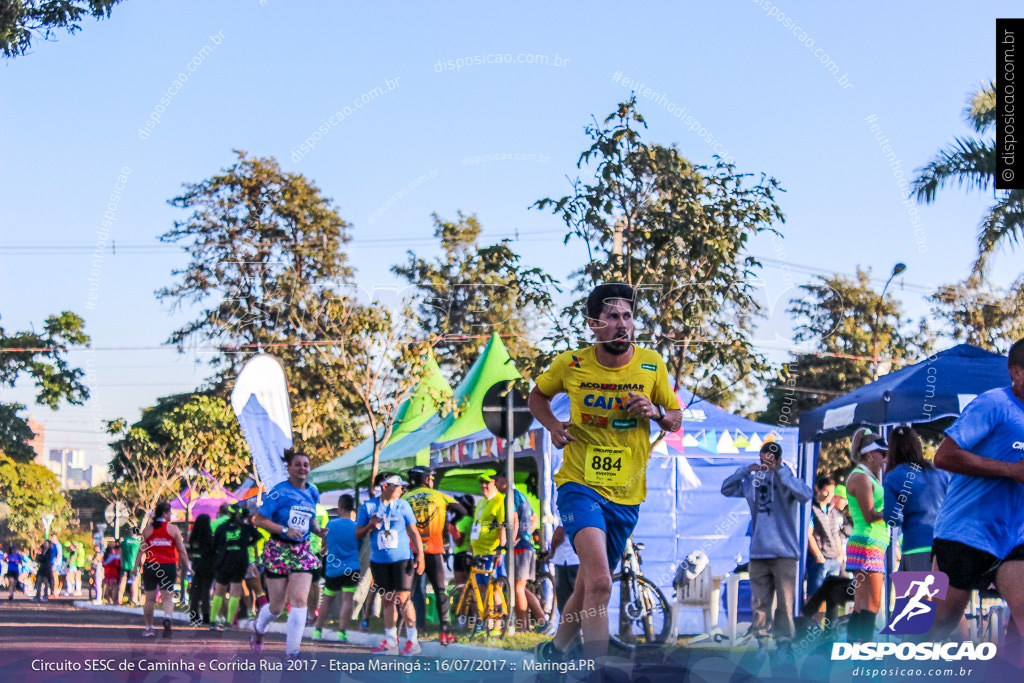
[845,428,890,642]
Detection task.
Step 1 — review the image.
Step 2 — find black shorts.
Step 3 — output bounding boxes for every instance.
[453,552,472,574]
[324,570,360,593]
[312,558,326,580]
[370,559,415,594]
[215,563,248,586]
[141,563,177,592]
[933,538,1024,591]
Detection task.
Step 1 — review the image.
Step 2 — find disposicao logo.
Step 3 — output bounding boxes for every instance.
[832,570,997,663]
[881,571,947,635]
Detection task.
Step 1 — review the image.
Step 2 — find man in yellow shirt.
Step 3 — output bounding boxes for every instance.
[529,282,682,663]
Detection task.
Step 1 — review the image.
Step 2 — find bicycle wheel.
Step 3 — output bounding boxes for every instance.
[485,576,512,637]
[530,572,556,624]
[609,573,671,647]
[448,584,474,632]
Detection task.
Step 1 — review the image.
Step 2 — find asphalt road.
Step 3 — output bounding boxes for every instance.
[0,593,455,682]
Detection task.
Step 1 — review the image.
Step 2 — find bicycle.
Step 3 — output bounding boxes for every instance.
[527,553,556,626]
[448,554,511,638]
[609,538,671,648]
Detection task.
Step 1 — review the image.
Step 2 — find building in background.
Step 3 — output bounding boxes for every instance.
[27,416,46,462]
[44,448,100,489]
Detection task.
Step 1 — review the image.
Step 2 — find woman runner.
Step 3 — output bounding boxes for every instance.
[138,502,191,638]
[251,450,325,656]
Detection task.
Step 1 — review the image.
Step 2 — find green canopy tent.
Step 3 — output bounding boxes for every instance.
[310,333,521,491]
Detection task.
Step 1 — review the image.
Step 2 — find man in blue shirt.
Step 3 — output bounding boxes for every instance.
[313,494,360,643]
[356,473,424,656]
[493,469,548,632]
[930,339,1024,656]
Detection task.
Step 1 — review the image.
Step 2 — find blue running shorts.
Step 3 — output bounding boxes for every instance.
[557,482,639,572]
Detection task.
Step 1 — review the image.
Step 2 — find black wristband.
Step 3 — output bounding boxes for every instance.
[656,404,666,420]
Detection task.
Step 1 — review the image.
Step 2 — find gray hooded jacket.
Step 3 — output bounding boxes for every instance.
[721,462,812,560]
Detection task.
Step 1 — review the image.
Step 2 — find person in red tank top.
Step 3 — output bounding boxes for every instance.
[137,502,190,638]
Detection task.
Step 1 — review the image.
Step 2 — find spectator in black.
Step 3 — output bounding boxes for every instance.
[188,514,216,625]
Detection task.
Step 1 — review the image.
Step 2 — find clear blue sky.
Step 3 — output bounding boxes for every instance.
[1,1,1019,469]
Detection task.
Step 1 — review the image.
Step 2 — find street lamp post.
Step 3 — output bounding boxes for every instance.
[872,263,907,380]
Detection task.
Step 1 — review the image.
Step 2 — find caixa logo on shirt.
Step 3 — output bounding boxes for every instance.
[1013,441,1024,450]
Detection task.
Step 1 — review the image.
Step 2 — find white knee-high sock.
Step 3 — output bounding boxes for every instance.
[286,607,307,655]
[256,603,278,634]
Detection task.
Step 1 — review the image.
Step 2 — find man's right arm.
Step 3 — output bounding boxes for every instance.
[529,386,575,449]
[720,467,749,497]
[935,436,1024,483]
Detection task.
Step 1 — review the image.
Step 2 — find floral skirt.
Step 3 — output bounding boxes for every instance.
[261,538,320,576]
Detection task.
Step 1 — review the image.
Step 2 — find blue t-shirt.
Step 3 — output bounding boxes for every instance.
[258,480,321,543]
[883,463,950,554]
[934,387,1024,557]
[512,489,534,550]
[324,518,360,578]
[357,497,417,564]
[7,552,22,574]
[50,541,63,569]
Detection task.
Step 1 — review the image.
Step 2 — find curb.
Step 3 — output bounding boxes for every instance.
[73,601,534,664]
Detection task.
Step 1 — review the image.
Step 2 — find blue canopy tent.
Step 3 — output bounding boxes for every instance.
[430,387,803,634]
[798,344,1009,443]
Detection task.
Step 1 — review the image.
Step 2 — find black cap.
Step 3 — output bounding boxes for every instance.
[408,466,433,486]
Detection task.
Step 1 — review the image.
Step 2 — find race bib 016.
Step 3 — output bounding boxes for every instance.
[584,444,630,487]
[288,508,312,534]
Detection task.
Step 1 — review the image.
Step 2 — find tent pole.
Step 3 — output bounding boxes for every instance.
[505,388,517,635]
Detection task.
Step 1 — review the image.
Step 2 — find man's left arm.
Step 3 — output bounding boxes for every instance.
[777,464,812,503]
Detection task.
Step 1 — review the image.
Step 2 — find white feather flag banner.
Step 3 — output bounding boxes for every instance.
[230,354,291,490]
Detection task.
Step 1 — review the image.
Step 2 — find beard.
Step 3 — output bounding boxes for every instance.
[602,338,632,355]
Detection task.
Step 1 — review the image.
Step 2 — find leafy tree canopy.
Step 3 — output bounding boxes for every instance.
[536,98,785,407]
[1,0,121,58]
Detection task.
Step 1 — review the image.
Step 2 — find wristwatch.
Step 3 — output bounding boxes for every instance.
[655,404,666,420]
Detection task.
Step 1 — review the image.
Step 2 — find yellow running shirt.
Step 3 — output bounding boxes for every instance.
[470,492,506,556]
[535,345,679,506]
[403,486,457,555]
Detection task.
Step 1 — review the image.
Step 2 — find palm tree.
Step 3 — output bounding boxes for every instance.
[912,80,1024,277]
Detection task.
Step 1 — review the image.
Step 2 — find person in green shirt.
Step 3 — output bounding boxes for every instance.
[119,533,141,605]
[448,495,476,586]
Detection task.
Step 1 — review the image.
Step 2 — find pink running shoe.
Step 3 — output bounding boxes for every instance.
[399,640,422,656]
[249,622,264,653]
[370,639,399,655]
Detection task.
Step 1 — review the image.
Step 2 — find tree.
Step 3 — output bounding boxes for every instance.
[105,419,193,533]
[391,211,558,381]
[0,455,70,547]
[157,150,365,464]
[535,98,784,407]
[308,298,457,486]
[912,80,1024,276]
[0,311,90,463]
[930,278,1024,353]
[1,0,121,58]
[759,269,931,475]
[107,393,249,489]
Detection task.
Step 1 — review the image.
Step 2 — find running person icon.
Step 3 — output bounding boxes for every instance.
[888,575,940,630]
